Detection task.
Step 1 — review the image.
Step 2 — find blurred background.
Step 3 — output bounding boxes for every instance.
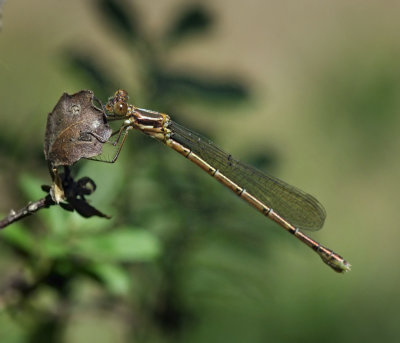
[1,0,400,342]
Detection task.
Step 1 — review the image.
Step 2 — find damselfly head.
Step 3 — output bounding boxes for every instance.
[105,89,129,116]
[113,101,128,116]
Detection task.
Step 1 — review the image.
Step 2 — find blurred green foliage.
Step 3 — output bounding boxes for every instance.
[0,1,275,342]
[315,52,400,156]
[3,1,400,343]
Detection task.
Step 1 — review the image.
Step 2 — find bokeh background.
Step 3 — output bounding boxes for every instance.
[1,1,400,342]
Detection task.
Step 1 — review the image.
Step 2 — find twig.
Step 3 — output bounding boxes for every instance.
[0,167,110,230]
[0,195,55,229]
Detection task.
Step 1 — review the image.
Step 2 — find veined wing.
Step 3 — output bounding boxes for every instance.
[169,121,326,231]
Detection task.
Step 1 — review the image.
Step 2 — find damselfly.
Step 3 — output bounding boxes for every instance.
[102,89,351,273]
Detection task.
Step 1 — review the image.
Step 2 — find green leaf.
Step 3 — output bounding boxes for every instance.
[76,158,125,209]
[43,205,70,235]
[67,212,112,234]
[17,174,69,233]
[88,263,131,296]
[19,174,46,202]
[41,236,70,259]
[0,222,37,255]
[73,227,161,262]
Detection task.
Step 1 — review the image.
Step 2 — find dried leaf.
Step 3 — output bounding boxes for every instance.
[44,90,112,167]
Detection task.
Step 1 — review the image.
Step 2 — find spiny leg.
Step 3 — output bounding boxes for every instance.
[92,96,105,113]
[84,123,129,146]
[108,124,129,146]
[88,126,132,163]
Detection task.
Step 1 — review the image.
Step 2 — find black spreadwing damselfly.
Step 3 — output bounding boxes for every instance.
[100,89,351,273]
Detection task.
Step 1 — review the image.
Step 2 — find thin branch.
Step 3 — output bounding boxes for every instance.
[0,168,110,230]
[0,195,55,229]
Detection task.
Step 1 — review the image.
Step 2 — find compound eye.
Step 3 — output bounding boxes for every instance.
[114,101,128,116]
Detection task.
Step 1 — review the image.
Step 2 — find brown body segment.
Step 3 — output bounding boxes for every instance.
[104,89,351,273]
[165,138,349,273]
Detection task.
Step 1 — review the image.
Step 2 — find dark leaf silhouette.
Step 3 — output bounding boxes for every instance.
[96,0,139,42]
[64,52,115,99]
[166,4,214,43]
[44,90,112,167]
[57,173,110,218]
[0,0,3,31]
[154,71,250,104]
[244,150,278,171]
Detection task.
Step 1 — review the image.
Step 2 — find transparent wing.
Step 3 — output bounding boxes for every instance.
[169,121,326,231]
